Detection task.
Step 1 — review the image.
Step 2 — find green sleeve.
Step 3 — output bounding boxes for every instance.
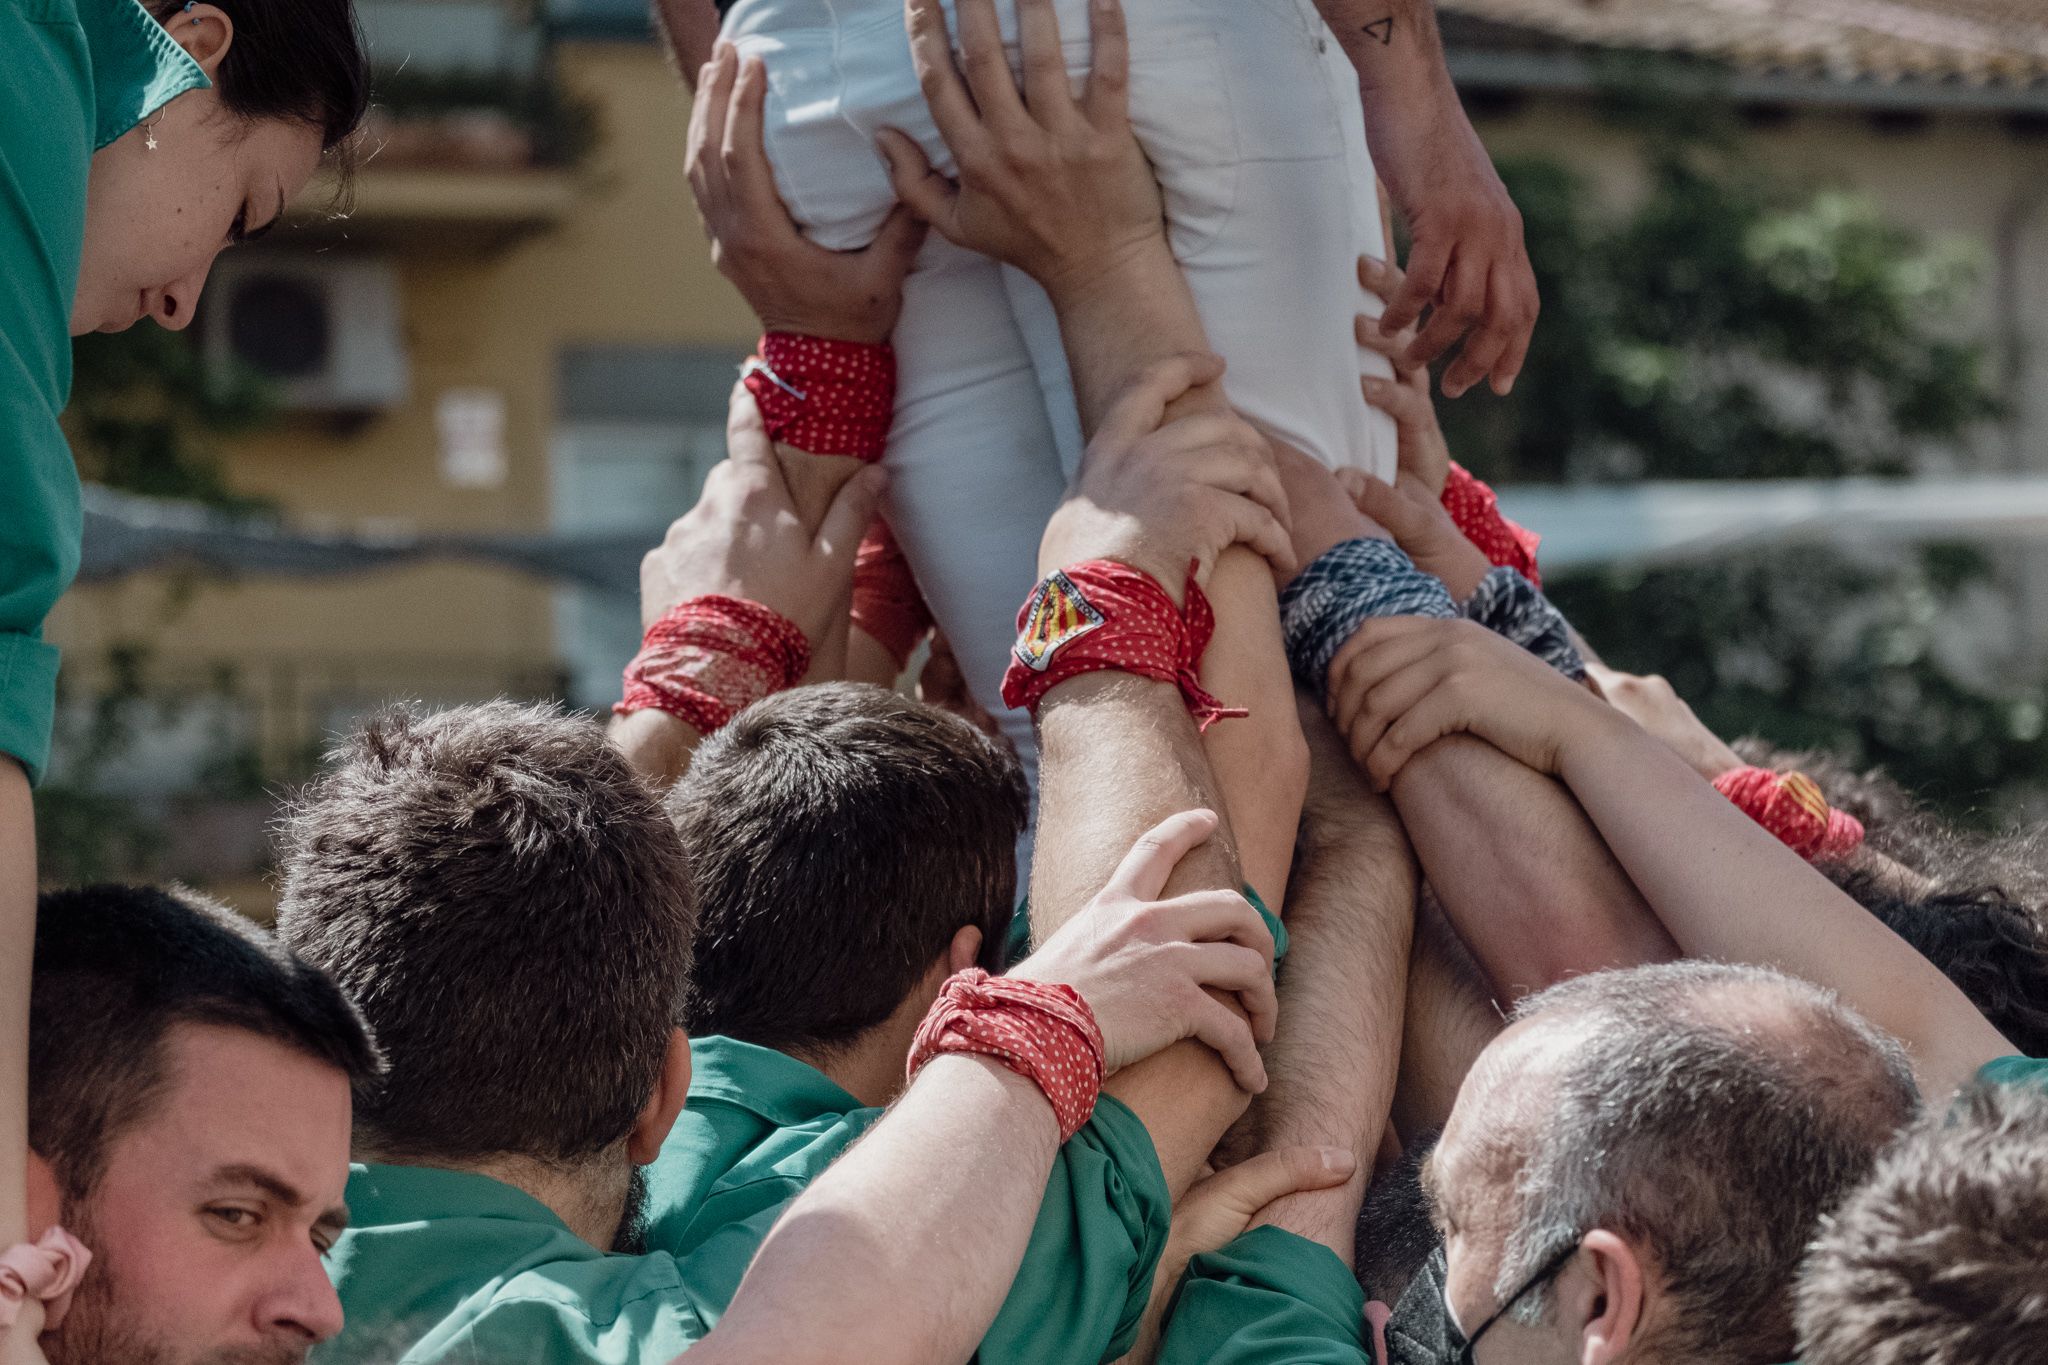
[1975,1055,2048,1093]
[976,1093,1172,1365]
[0,3,92,784]
[1157,1226,1373,1365]
[430,1291,714,1365]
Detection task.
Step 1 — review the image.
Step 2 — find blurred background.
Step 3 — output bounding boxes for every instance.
[40,0,2048,906]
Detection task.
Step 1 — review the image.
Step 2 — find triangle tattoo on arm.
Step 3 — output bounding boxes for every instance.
[1361,15,1393,44]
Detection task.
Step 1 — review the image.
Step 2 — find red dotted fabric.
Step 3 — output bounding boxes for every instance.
[851,520,935,669]
[743,334,896,463]
[1000,559,1248,731]
[1442,461,1543,588]
[907,968,1105,1143]
[614,595,811,736]
[1713,765,1867,860]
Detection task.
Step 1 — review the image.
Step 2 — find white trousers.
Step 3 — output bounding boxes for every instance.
[723,0,1396,786]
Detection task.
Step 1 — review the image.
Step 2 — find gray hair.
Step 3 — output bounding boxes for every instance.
[1494,961,1919,1365]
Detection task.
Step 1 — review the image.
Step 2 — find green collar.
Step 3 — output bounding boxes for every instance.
[345,1162,581,1240]
[77,0,209,150]
[685,1035,866,1127]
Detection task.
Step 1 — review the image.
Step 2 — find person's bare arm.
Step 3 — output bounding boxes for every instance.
[1242,699,1416,1258]
[688,813,1277,1365]
[1272,441,1677,992]
[1390,890,1502,1144]
[1332,617,2018,1100]
[882,0,1308,911]
[607,391,883,789]
[1391,737,1677,996]
[651,0,723,87]
[1308,0,1537,398]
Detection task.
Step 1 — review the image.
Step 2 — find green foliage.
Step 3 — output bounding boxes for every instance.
[1451,73,2041,819]
[68,324,276,511]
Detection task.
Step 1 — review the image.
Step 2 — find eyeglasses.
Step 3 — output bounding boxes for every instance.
[1445,1241,1580,1365]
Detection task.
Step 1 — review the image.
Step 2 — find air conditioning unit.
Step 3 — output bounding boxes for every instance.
[202,255,410,413]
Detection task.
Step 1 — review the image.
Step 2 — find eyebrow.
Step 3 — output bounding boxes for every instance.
[207,1164,350,1233]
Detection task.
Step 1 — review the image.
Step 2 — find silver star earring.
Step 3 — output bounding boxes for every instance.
[144,109,165,151]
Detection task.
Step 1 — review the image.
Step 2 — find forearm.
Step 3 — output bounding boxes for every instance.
[607,711,704,791]
[1,761,32,1249]
[1250,701,1414,1257]
[1044,238,1308,907]
[1391,892,1502,1143]
[1030,676,1251,1194]
[652,0,723,83]
[1310,0,1450,101]
[1390,735,1677,998]
[699,1056,1059,1365]
[1557,711,2013,1096]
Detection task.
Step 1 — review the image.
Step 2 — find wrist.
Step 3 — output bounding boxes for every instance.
[756,312,894,347]
[1038,233,1178,317]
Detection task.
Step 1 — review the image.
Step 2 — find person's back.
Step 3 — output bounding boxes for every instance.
[275,701,723,1364]
[652,684,1175,1364]
[1797,1077,2048,1365]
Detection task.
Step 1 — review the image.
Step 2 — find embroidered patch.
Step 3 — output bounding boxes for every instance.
[1780,771,1831,823]
[1013,570,1107,672]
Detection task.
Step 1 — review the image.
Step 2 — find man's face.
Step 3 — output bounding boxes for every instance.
[44,1023,354,1365]
[1429,1019,1583,1365]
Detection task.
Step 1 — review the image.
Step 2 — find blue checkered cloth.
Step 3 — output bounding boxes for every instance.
[1461,566,1586,681]
[1280,538,1458,701]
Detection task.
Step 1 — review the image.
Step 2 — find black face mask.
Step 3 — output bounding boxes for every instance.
[1444,1242,1578,1365]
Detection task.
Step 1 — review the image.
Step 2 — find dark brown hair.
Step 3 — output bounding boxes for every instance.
[669,684,1026,1057]
[30,883,381,1204]
[276,702,695,1165]
[147,0,369,152]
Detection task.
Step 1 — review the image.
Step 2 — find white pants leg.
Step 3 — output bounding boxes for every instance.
[723,0,1394,794]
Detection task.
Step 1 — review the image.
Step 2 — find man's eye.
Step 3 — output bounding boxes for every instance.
[207,1206,259,1232]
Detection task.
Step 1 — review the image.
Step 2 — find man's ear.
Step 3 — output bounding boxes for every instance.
[169,3,236,76]
[628,1029,693,1166]
[1569,1229,1648,1365]
[26,1151,62,1239]
[949,924,983,974]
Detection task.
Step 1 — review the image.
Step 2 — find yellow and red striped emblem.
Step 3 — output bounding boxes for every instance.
[1013,570,1106,672]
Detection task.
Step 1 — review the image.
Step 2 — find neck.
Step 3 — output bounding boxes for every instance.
[801,1005,929,1109]
[363,1147,630,1249]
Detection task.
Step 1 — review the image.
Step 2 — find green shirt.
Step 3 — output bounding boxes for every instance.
[1157,1225,1372,1365]
[1,0,204,781]
[647,1036,1172,1365]
[1975,1054,2048,1092]
[322,1162,748,1365]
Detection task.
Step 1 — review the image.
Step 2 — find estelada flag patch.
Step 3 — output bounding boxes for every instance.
[1780,771,1831,822]
[1014,570,1106,671]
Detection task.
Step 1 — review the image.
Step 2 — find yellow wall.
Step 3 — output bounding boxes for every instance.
[47,40,752,748]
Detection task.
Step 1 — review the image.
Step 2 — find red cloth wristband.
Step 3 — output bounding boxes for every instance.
[743,333,896,463]
[614,596,811,736]
[1442,461,1543,588]
[1714,766,1866,861]
[0,1227,91,1331]
[851,521,934,669]
[1000,560,1247,732]
[907,968,1105,1142]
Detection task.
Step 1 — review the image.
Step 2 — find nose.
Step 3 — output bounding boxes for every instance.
[146,254,219,332]
[259,1245,346,1346]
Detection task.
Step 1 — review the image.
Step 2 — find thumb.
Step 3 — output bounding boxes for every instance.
[817,463,889,566]
[1206,1147,1356,1218]
[867,201,930,278]
[876,129,957,234]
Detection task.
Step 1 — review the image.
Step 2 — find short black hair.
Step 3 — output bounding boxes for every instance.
[30,884,382,1205]
[669,684,1027,1057]
[276,702,696,1166]
[146,0,369,152]
[1797,1079,2048,1365]
[1824,862,2048,1056]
